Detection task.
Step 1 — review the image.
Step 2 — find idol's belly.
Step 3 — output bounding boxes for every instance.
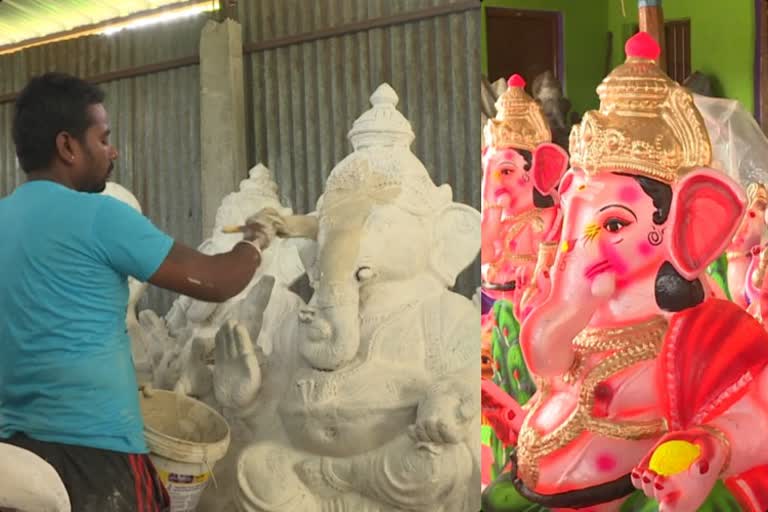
[278,365,428,456]
[519,364,662,493]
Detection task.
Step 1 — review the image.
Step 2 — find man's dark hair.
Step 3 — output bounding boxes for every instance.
[12,72,105,173]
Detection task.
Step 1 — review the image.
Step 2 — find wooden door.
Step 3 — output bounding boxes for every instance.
[486,7,562,90]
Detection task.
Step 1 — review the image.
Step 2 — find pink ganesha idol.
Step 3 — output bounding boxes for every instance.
[741,203,768,323]
[481,74,569,310]
[497,32,768,512]
[727,183,768,307]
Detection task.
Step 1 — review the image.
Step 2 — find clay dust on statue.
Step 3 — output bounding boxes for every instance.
[220,83,480,512]
[132,84,480,511]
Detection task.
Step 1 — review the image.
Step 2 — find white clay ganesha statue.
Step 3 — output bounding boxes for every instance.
[211,84,481,512]
[484,33,768,512]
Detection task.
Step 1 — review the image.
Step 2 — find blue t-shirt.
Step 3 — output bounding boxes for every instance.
[0,181,174,453]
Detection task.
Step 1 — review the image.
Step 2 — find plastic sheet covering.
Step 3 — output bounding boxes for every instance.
[693,93,768,188]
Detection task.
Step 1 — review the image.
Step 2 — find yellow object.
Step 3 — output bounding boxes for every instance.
[583,223,601,243]
[484,81,551,151]
[560,240,570,253]
[648,440,701,476]
[568,42,712,185]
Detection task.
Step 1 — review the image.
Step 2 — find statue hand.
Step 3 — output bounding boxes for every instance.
[410,380,475,445]
[173,337,213,398]
[236,276,275,342]
[631,427,727,512]
[138,309,176,367]
[213,319,262,408]
[480,379,524,445]
[139,309,171,348]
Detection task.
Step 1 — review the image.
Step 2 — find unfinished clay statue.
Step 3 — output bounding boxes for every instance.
[0,442,71,511]
[139,165,306,395]
[129,166,309,511]
[532,70,577,151]
[208,84,480,512]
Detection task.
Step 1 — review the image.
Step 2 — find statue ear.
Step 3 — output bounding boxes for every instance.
[532,143,569,195]
[667,168,746,280]
[431,203,480,287]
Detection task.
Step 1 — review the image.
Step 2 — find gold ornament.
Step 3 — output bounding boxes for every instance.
[569,33,711,184]
[484,75,551,151]
[516,316,668,488]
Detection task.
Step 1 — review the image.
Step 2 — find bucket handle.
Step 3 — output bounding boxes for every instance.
[204,454,219,489]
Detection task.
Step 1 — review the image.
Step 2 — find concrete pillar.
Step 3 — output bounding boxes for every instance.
[199,19,247,239]
[638,0,666,70]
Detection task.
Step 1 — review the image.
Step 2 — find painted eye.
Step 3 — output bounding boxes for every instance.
[603,218,629,233]
[500,168,513,176]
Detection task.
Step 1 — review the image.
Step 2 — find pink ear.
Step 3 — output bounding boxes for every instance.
[668,169,746,280]
[532,143,569,195]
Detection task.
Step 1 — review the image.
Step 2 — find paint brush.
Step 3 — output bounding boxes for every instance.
[222,215,318,239]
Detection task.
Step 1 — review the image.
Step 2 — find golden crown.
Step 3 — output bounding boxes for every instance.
[484,74,551,151]
[569,32,711,184]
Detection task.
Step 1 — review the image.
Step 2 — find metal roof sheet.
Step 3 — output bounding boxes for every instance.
[0,0,214,47]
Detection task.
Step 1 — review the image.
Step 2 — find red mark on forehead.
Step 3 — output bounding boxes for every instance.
[501,149,521,160]
[618,185,641,203]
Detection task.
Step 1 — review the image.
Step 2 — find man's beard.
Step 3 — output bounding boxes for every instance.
[85,160,113,194]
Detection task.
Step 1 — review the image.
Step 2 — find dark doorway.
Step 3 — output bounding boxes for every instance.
[486,7,563,91]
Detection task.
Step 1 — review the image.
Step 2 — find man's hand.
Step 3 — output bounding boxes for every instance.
[243,208,286,250]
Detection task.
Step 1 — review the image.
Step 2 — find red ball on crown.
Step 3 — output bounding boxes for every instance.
[507,74,526,88]
[625,31,661,61]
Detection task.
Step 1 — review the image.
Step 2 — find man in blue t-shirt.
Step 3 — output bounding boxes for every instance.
[0,73,283,511]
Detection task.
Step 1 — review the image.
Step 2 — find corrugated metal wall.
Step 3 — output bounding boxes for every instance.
[0,0,481,308]
[0,15,207,313]
[240,0,481,297]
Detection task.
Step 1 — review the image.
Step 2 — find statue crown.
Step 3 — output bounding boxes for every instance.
[483,73,551,151]
[569,32,711,184]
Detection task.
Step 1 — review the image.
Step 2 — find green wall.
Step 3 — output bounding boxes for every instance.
[483,0,757,115]
[606,0,756,112]
[481,0,612,115]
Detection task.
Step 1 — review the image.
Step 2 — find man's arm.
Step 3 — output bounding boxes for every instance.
[148,241,262,303]
[92,196,283,304]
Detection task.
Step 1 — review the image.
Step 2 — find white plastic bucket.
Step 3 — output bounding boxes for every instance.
[140,390,230,512]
